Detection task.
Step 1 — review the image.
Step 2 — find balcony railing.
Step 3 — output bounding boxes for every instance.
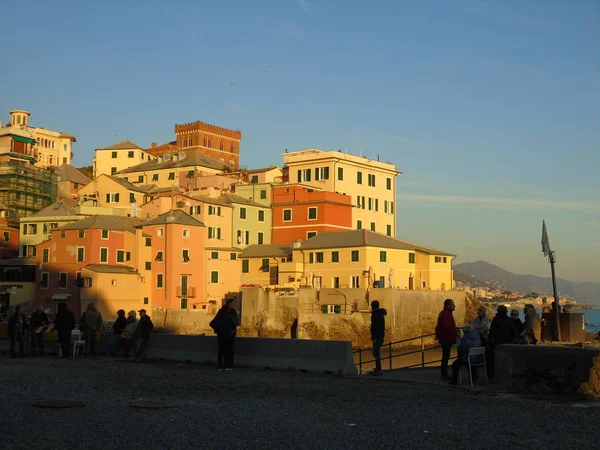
[176,286,196,298]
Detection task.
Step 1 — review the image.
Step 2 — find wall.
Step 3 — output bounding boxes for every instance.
[78,175,146,211]
[151,304,216,335]
[174,120,241,169]
[0,221,18,259]
[236,183,272,207]
[122,165,224,189]
[94,148,150,178]
[231,202,272,248]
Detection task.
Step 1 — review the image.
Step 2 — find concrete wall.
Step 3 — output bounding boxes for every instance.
[151,305,216,335]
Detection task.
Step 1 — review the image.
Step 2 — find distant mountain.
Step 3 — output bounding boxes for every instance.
[454,260,600,307]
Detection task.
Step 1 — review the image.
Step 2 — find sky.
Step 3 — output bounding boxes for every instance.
[1,0,598,282]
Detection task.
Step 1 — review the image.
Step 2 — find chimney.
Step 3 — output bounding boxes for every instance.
[292,239,302,249]
[151,142,157,149]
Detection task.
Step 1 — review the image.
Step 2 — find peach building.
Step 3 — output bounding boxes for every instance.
[0,217,18,260]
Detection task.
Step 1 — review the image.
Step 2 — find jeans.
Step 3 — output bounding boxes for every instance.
[10,331,25,357]
[30,332,45,356]
[441,343,453,377]
[84,332,97,356]
[372,339,383,371]
[58,331,71,358]
[133,337,149,359]
[217,336,235,368]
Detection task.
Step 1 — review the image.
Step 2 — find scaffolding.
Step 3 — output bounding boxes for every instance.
[0,161,57,225]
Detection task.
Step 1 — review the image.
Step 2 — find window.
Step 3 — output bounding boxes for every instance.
[61,231,66,239]
[351,250,359,262]
[240,207,247,219]
[230,144,234,152]
[260,190,267,200]
[180,298,188,309]
[155,251,163,262]
[208,206,221,216]
[42,223,48,234]
[2,231,8,242]
[370,222,375,231]
[100,248,108,263]
[375,199,379,212]
[182,229,190,238]
[357,171,363,184]
[152,174,159,182]
[409,253,415,264]
[63,144,68,152]
[368,198,373,211]
[258,210,265,222]
[333,277,340,288]
[283,209,292,221]
[352,276,360,288]
[189,206,201,215]
[210,271,219,283]
[157,274,163,288]
[106,193,120,203]
[100,229,109,240]
[380,251,387,262]
[111,167,117,175]
[435,256,442,263]
[386,178,392,190]
[309,253,314,264]
[211,251,219,260]
[390,202,394,214]
[128,151,134,158]
[168,172,175,180]
[112,151,117,159]
[145,237,152,246]
[26,245,36,257]
[242,260,249,273]
[129,193,136,203]
[386,225,392,236]
[321,304,342,315]
[258,232,264,245]
[41,272,49,289]
[337,167,344,180]
[308,207,317,220]
[261,259,270,273]
[144,297,149,305]
[28,224,38,234]
[77,247,85,263]
[182,249,190,262]
[251,175,258,183]
[357,220,362,230]
[384,201,388,213]
[59,272,67,289]
[443,257,447,263]
[331,251,339,263]
[297,169,312,182]
[357,196,361,209]
[307,232,317,239]
[78,229,85,238]
[220,142,224,151]
[315,166,329,180]
[111,279,117,287]
[230,252,237,261]
[207,139,212,148]
[368,174,376,187]
[42,248,49,263]
[315,252,324,263]
[138,175,143,183]
[361,196,365,210]
[117,250,125,263]
[145,262,151,270]
[187,170,195,178]
[75,273,83,288]
[157,228,164,237]
[208,227,221,240]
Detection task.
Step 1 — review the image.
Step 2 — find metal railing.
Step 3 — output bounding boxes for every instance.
[354,332,457,373]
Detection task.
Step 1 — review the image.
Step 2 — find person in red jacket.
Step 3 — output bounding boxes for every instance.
[435,298,457,380]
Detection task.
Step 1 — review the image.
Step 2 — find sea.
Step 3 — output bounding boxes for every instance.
[516,309,600,334]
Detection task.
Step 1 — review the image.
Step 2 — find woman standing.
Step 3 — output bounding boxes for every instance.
[522,304,541,344]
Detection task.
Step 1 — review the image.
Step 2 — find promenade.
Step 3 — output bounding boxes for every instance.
[0,356,598,449]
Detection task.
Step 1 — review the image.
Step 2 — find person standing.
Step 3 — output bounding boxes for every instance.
[120,311,138,357]
[131,309,154,362]
[435,299,457,380]
[54,303,75,359]
[370,300,387,376]
[109,309,127,356]
[522,304,541,345]
[510,309,525,334]
[29,306,49,357]
[8,306,27,358]
[80,303,104,357]
[487,305,517,378]
[470,306,490,346]
[210,299,237,370]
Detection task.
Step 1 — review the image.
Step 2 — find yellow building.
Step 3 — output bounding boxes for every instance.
[116,151,230,189]
[77,174,155,214]
[93,141,153,178]
[240,230,454,291]
[283,149,399,237]
[2,110,76,168]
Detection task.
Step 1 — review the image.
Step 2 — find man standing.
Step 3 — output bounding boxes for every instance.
[435,298,457,380]
[29,306,49,357]
[8,306,27,358]
[210,298,238,370]
[55,303,76,359]
[80,303,104,357]
[132,309,154,362]
[370,300,387,376]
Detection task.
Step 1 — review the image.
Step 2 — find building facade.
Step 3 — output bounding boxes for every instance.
[93,141,153,178]
[77,174,154,213]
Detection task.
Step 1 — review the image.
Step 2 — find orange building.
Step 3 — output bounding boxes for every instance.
[147,120,242,170]
[271,185,353,244]
[0,217,18,260]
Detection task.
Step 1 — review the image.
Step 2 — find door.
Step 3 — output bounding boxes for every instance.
[408,276,414,290]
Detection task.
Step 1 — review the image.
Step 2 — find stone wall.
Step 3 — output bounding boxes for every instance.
[151,305,216,335]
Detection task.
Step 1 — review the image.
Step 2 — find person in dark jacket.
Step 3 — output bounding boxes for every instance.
[435,299,457,380]
[54,303,76,359]
[487,305,516,378]
[108,310,127,356]
[29,305,49,357]
[8,306,28,358]
[449,325,482,385]
[510,310,524,335]
[211,299,238,370]
[370,300,387,375]
[131,309,154,361]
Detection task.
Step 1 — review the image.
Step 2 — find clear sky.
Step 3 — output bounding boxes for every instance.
[1,0,598,282]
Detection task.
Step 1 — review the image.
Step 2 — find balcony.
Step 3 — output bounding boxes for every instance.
[176,286,196,298]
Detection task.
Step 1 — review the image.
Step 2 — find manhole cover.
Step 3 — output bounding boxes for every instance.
[32,400,86,409]
[130,401,178,409]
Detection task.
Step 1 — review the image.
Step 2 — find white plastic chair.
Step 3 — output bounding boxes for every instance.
[57,329,86,358]
[458,347,489,387]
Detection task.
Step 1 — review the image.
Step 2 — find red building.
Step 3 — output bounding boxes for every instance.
[0,217,18,260]
[271,185,353,244]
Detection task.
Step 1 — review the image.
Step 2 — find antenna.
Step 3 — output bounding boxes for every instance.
[113,134,118,144]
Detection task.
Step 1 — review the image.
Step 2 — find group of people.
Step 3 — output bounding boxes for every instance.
[6,302,154,361]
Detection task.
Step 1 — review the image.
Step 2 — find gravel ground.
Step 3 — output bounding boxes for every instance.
[0,357,598,450]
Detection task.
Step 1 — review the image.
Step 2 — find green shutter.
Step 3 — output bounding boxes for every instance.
[12,136,35,144]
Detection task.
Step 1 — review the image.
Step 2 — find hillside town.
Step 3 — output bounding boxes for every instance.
[0,109,456,320]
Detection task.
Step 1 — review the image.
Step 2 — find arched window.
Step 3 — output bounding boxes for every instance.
[208,139,212,148]
[230,143,234,152]
[16,116,21,125]
[220,142,224,151]
[203,137,207,147]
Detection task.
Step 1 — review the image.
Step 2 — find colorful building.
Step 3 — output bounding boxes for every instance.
[77,174,155,214]
[282,149,399,237]
[92,141,153,178]
[0,217,18,260]
[56,164,91,199]
[271,184,353,244]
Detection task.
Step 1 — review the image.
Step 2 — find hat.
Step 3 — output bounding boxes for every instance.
[138,309,146,314]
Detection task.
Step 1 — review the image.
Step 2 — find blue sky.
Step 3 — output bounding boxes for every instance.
[1,0,598,282]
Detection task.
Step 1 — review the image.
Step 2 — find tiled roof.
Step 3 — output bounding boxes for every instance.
[299,230,455,256]
[188,195,232,208]
[138,210,205,228]
[116,151,229,174]
[245,166,280,174]
[84,264,138,274]
[240,244,292,258]
[59,132,76,141]
[0,257,37,266]
[56,164,91,185]
[96,141,143,150]
[222,193,268,208]
[57,216,142,233]
[30,198,78,218]
[107,175,155,193]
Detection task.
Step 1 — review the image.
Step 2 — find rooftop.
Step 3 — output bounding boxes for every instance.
[57,216,142,233]
[139,210,205,228]
[116,151,230,174]
[0,256,37,266]
[221,193,269,208]
[299,230,454,256]
[240,244,293,258]
[56,164,91,185]
[29,198,79,218]
[106,175,155,193]
[96,141,143,151]
[282,149,400,173]
[84,264,138,274]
